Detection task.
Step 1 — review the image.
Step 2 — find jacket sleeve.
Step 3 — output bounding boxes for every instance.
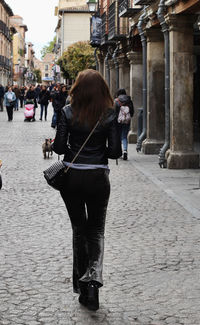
[106,115,122,159]
[52,109,69,155]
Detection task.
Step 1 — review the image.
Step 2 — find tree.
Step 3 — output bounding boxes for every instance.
[41,36,56,59]
[57,41,96,80]
[34,69,42,83]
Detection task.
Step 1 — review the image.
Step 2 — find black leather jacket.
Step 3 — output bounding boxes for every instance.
[52,105,122,164]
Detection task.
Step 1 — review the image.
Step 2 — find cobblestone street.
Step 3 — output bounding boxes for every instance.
[0,106,200,325]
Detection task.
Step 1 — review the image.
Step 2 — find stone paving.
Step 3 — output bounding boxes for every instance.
[0,105,200,325]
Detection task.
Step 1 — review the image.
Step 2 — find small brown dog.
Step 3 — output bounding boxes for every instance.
[42,138,53,159]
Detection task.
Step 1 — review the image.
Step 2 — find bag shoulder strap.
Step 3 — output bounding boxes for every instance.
[65,119,100,172]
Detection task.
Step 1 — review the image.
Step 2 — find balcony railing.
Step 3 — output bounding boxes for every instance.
[0,55,11,70]
[0,20,11,40]
[119,0,142,17]
[101,11,108,45]
[108,1,128,40]
[134,0,152,5]
[108,2,116,40]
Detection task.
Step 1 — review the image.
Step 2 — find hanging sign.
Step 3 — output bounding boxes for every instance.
[90,16,102,47]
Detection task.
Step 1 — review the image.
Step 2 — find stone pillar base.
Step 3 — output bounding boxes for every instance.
[128,131,137,144]
[142,139,164,155]
[167,151,200,169]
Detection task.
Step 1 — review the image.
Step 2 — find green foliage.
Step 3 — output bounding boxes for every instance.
[18,48,24,57]
[34,69,42,83]
[57,41,96,80]
[41,36,56,59]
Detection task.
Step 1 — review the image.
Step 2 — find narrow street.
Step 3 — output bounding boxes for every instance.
[0,106,200,325]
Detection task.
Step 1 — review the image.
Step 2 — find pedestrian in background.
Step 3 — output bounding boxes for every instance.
[0,84,5,111]
[114,88,134,160]
[50,84,58,128]
[13,85,20,111]
[35,84,41,103]
[4,86,16,121]
[38,85,50,121]
[52,69,122,311]
[19,86,26,108]
[51,84,67,127]
[25,86,37,121]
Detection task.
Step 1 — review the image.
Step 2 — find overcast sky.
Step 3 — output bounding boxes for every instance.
[6,0,58,59]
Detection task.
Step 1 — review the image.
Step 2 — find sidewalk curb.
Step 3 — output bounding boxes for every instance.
[129,155,200,220]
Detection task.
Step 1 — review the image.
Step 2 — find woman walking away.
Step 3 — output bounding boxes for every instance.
[38,85,50,121]
[4,87,16,121]
[114,88,134,160]
[52,69,122,311]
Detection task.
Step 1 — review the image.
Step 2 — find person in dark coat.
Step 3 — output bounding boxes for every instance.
[0,84,5,111]
[35,84,41,102]
[38,85,50,121]
[13,85,20,111]
[50,85,59,128]
[25,86,37,121]
[114,88,134,160]
[51,85,68,127]
[52,69,122,311]
[19,86,26,108]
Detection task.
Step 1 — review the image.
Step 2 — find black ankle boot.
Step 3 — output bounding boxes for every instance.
[78,293,88,307]
[87,282,99,311]
[78,283,88,307]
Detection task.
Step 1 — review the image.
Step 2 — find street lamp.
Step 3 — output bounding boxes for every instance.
[87,0,98,13]
[87,0,101,71]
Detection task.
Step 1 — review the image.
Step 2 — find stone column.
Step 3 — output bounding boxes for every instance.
[142,28,165,154]
[108,59,116,97]
[127,51,143,143]
[166,14,199,168]
[118,55,130,95]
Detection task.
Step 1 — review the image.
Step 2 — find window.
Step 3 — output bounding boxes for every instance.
[45,64,48,71]
[45,73,49,77]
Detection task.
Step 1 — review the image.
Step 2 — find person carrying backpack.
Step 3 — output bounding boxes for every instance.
[114,88,134,160]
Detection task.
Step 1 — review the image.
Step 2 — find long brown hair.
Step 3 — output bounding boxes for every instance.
[69,69,113,127]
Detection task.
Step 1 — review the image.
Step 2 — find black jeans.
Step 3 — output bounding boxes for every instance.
[6,105,14,121]
[60,168,110,293]
[19,96,24,108]
[40,104,48,120]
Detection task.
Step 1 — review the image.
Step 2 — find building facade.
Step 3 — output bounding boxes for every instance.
[54,0,91,58]
[34,53,55,85]
[95,0,200,169]
[25,42,36,85]
[10,15,27,86]
[0,0,14,86]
